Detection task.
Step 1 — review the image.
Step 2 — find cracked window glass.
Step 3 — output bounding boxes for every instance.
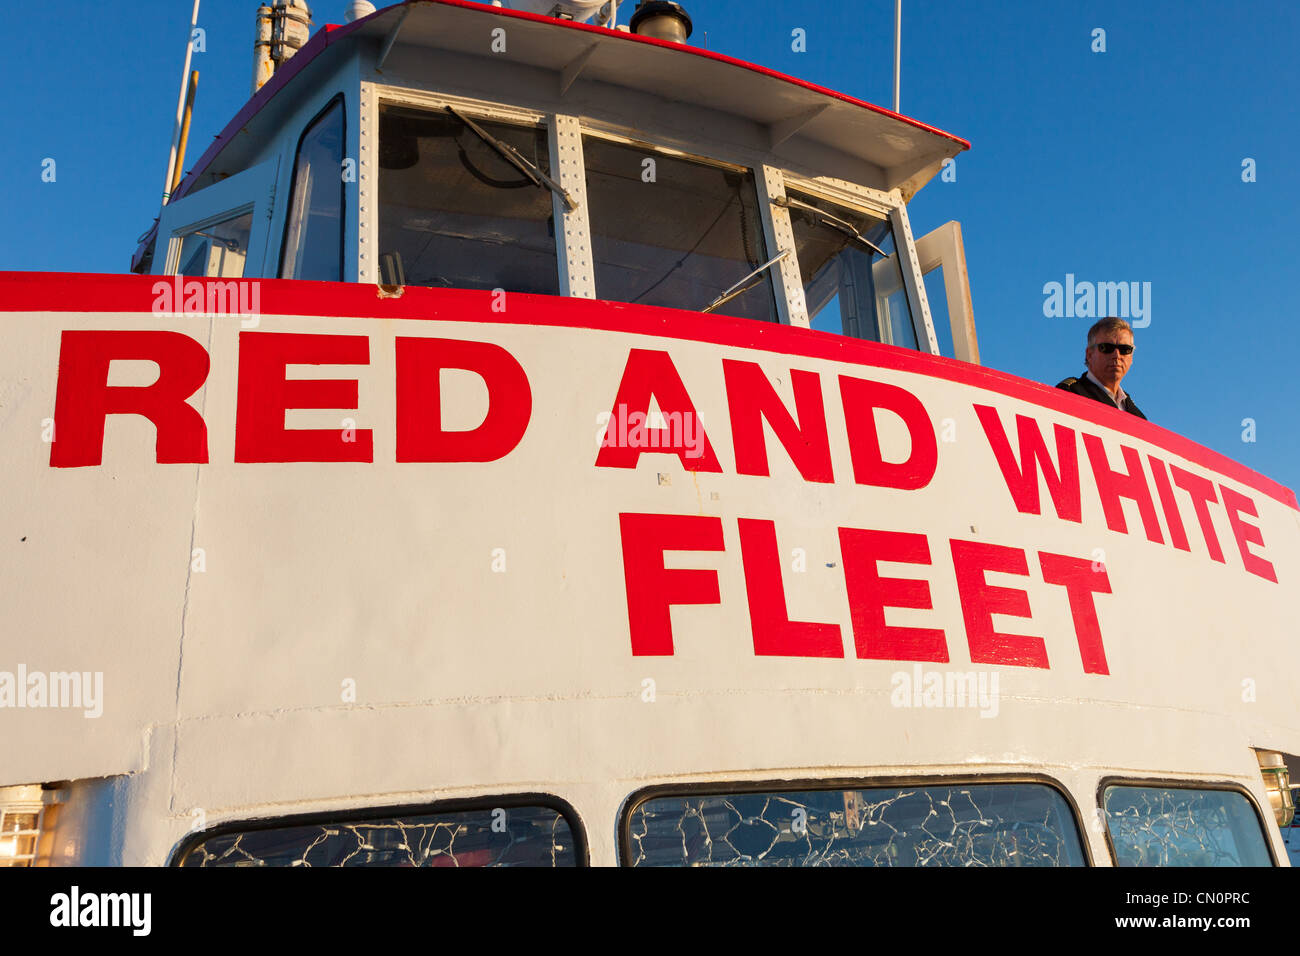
[1103,786,1271,867]
[179,804,578,867]
[626,783,1085,866]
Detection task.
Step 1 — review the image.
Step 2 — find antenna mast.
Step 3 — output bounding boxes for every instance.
[161,0,202,207]
[892,0,901,112]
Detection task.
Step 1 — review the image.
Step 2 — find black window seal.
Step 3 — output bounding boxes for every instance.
[1096,775,1278,867]
[168,791,589,867]
[618,772,1093,867]
[277,92,347,282]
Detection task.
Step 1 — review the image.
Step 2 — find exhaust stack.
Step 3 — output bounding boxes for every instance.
[252,0,315,95]
[629,1,692,43]
[344,1,377,22]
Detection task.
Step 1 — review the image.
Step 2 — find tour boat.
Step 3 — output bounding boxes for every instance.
[1,0,1295,868]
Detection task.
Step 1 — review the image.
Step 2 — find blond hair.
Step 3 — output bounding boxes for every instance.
[1087,316,1132,347]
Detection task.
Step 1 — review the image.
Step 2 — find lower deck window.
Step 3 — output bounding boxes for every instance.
[0,810,41,867]
[625,783,1085,866]
[177,803,579,867]
[1103,786,1271,866]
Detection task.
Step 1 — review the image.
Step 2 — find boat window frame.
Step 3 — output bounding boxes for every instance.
[278,93,348,283]
[165,205,257,278]
[168,792,590,867]
[777,173,939,350]
[576,126,784,323]
[575,116,802,316]
[572,117,941,350]
[365,86,571,295]
[362,83,940,352]
[618,772,1094,867]
[1095,775,1278,867]
[154,156,281,279]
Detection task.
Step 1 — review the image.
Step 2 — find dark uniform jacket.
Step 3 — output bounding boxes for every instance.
[1055,371,1147,420]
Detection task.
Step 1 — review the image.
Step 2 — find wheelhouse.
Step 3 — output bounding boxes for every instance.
[135,0,976,359]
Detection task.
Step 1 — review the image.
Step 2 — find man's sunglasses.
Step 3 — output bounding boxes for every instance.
[1091,342,1134,355]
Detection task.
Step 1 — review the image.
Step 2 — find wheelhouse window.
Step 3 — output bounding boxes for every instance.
[625,783,1086,866]
[786,189,916,347]
[583,136,778,323]
[177,803,580,867]
[378,105,559,294]
[176,211,253,278]
[1103,785,1272,866]
[281,98,346,281]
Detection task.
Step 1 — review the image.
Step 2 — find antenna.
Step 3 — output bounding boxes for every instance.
[253,2,315,95]
[161,0,202,207]
[892,0,901,113]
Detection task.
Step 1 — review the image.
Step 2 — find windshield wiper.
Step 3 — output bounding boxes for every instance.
[702,249,791,313]
[445,106,576,212]
[772,195,888,258]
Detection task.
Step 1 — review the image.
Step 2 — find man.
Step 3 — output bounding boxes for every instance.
[1056,317,1147,420]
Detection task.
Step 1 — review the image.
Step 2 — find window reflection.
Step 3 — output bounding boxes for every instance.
[176,212,253,278]
[378,105,558,295]
[787,189,915,347]
[281,99,345,281]
[583,137,777,322]
[627,783,1086,866]
[1104,786,1271,866]
[179,804,579,867]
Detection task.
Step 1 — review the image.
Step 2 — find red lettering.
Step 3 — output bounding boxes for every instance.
[723,361,832,482]
[396,337,531,462]
[595,349,722,472]
[50,330,209,467]
[839,528,947,662]
[1038,551,1112,675]
[1081,434,1164,544]
[1218,485,1277,583]
[738,519,842,657]
[974,405,1081,521]
[235,332,372,462]
[1146,455,1190,552]
[950,539,1047,668]
[1170,464,1225,563]
[839,376,937,490]
[618,513,725,655]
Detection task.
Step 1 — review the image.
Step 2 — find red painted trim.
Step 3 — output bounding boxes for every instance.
[131,0,970,271]
[5,271,1289,512]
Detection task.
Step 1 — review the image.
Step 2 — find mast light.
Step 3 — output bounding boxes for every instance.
[629,0,692,43]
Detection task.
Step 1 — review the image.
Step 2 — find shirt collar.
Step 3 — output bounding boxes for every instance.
[1085,370,1127,406]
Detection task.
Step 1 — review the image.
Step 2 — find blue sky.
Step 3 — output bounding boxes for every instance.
[1,0,1296,490]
